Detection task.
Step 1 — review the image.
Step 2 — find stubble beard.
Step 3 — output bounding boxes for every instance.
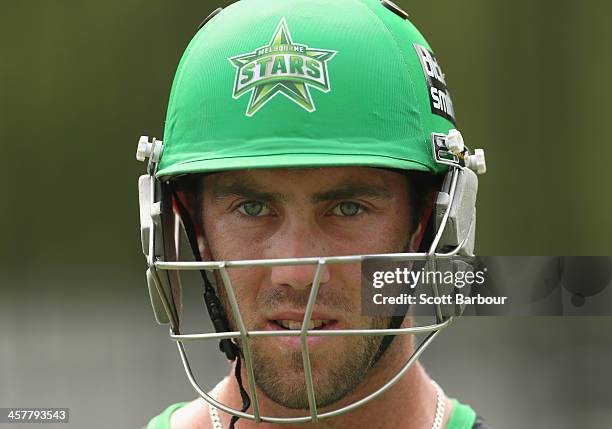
[216,277,392,409]
[249,315,390,409]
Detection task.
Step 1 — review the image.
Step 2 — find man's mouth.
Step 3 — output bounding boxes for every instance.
[272,319,335,330]
[265,313,339,348]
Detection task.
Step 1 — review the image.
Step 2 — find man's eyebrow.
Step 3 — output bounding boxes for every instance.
[212,181,287,202]
[311,185,392,203]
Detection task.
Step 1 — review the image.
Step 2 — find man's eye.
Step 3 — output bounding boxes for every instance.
[332,201,364,217]
[237,201,270,217]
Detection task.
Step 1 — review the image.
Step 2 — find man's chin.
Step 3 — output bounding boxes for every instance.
[255,368,356,410]
[251,352,375,410]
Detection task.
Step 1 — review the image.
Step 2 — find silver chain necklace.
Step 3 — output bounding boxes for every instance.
[209,380,445,429]
[431,381,446,429]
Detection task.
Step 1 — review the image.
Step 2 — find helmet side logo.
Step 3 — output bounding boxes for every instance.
[414,44,456,124]
[229,17,337,117]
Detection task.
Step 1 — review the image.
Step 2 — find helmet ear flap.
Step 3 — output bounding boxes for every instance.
[434,168,478,256]
[429,168,479,318]
[138,173,180,328]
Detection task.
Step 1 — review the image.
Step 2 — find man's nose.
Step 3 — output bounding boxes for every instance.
[267,223,331,290]
[270,263,331,290]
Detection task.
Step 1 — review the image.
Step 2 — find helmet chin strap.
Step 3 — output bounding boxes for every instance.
[170,185,250,429]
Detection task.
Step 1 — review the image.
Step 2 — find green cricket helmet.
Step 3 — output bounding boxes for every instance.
[136,0,486,424]
[150,0,486,177]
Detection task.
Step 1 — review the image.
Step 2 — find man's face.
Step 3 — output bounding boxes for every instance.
[198,167,415,409]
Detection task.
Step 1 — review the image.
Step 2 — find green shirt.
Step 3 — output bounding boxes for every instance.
[146,399,477,429]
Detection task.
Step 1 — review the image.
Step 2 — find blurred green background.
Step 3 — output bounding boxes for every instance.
[1,1,611,428]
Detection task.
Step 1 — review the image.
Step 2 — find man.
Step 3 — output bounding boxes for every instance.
[137,0,488,428]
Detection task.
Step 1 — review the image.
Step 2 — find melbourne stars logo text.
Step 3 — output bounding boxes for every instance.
[229,17,337,116]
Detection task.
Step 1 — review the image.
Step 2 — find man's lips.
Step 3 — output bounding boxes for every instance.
[264,311,339,348]
[266,311,339,329]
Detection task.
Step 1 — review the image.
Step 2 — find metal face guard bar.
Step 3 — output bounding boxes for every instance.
[174,323,448,423]
[161,257,452,423]
[137,137,478,423]
[144,168,470,423]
